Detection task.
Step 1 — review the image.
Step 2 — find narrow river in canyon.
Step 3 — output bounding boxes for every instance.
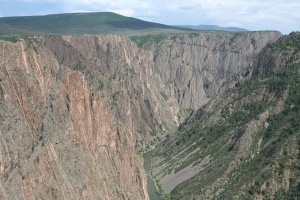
[143,150,161,200]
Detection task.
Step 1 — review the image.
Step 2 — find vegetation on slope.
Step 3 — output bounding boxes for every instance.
[151,32,300,199]
[0,22,36,36]
[0,12,193,36]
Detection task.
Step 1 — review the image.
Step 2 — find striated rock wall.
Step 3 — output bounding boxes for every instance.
[147,32,281,110]
[0,31,281,199]
[0,39,148,199]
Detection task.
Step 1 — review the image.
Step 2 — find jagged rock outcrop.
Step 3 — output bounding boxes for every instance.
[0,31,281,199]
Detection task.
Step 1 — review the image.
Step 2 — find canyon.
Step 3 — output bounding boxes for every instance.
[0,31,283,199]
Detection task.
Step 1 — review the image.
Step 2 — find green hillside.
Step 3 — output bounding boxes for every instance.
[0,12,194,36]
[0,22,35,35]
[151,32,300,199]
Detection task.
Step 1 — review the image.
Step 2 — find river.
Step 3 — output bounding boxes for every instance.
[143,150,161,200]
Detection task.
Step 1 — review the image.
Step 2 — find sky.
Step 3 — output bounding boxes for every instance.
[0,0,299,34]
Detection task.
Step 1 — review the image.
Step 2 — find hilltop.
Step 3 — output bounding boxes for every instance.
[0,12,193,36]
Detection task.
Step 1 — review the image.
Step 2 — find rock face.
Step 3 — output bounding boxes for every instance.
[0,38,148,199]
[145,32,281,110]
[0,31,281,199]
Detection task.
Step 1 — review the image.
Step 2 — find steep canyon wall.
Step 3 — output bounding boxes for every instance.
[0,31,281,199]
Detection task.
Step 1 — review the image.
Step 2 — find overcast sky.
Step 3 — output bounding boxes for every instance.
[0,0,299,34]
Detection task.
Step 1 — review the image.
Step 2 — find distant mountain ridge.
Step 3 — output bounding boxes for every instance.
[0,12,249,36]
[0,12,194,36]
[176,25,248,32]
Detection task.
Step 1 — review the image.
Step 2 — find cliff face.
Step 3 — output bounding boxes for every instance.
[145,32,281,110]
[0,39,148,199]
[0,31,281,199]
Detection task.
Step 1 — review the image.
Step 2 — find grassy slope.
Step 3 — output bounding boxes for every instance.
[0,12,193,36]
[0,22,36,35]
[152,32,300,199]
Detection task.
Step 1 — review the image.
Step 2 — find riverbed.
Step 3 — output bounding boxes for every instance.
[143,150,161,200]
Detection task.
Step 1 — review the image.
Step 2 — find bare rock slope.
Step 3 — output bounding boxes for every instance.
[0,38,148,199]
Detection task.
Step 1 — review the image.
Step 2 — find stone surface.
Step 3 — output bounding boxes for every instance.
[0,39,148,199]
